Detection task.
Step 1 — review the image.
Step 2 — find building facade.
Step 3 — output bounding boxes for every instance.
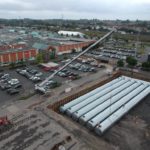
[0,49,37,66]
[48,41,94,55]
[58,31,84,37]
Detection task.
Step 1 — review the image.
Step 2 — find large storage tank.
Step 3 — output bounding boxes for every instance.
[59,76,150,135]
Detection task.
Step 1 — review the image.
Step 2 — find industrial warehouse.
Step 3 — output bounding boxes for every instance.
[0,38,94,66]
[60,76,150,135]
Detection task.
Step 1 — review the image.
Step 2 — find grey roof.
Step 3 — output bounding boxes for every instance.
[48,32,61,38]
[48,41,61,46]
[32,43,49,50]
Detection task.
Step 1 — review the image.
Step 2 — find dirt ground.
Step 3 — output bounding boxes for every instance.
[0,70,149,150]
[95,95,150,150]
[0,95,149,150]
[49,94,150,150]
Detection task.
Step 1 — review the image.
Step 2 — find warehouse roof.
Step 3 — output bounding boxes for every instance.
[32,43,49,50]
[58,30,84,36]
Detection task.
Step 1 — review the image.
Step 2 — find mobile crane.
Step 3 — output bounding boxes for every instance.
[35,29,116,94]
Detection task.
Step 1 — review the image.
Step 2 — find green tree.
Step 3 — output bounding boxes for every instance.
[117,59,124,67]
[142,62,150,71]
[18,59,24,66]
[9,62,15,68]
[36,53,43,64]
[50,49,56,60]
[126,56,137,67]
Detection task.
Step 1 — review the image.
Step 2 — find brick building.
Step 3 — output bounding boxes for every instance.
[47,40,95,55]
[0,44,37,66]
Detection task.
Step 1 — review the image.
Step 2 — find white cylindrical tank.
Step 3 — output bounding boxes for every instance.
[87,84,147,130]
[95,86,150,135]
[66,78,129,117]
[72,80,136,120]
[79,81,141,125]
[59,77,123,113]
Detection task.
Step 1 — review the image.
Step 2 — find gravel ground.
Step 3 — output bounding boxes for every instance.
[102,94,150,150]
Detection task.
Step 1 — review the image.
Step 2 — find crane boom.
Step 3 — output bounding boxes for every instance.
[35,29,115,93]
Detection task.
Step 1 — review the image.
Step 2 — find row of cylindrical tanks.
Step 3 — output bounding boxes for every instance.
[59,76,150,135]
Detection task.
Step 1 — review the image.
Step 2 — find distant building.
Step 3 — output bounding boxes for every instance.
[9,29,15,33]
[33,39,95,56]
[31,31,40,37]
[0,44,26,51]
[32,43,49,53]
[0,44,37,66]
[48,39,95,55]
[58,31,84,37]
[19,30,26,34]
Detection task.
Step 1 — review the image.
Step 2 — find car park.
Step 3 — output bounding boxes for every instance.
[0,72,21,95]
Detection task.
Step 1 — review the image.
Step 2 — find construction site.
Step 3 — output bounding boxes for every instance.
[0,70,149,150]
[0,29,150,150]
[47,70,150,150]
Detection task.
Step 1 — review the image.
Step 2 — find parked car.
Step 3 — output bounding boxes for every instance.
[30,76,42,83]
[13,83,22,88]
[1,74,10,79]
[0,77,11,83]
[0,68,4,72]
[46,80,59,89]
[68,75,80,80]
[35,72,43,77]
[0,73,4,78]
[8,79,19,85]
[19,70,27,75]
[62,69,68,73]
[7,88,19,95]
[57,72,67,77]
[98,65,106,68]
[24,72,32,79]
[89,67,97,72]
[16,69,22,73]
[28,69,38,75]
[0,83,11,90]
[45,80,55,86]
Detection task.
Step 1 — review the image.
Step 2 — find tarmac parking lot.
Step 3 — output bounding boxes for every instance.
[0,62,107,106]
[0,69,35,106]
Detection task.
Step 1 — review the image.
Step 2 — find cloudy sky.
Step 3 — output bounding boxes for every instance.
[0,0,150,20]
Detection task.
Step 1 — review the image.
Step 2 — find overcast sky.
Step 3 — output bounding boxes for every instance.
[0,0,150,20]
